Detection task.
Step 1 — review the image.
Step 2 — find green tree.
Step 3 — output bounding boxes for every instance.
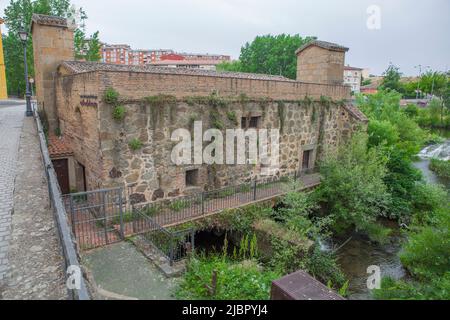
[216,60,242,72]
[314,132,391,242]
[419,71,447,96]
[379,63,403,93]
[229,34,316,79]
[2,0,98,96]
[75,30,101,61]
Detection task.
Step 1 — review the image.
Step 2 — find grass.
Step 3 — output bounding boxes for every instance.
[129,138,143,151]
[176,254,280,300]
[429,158,450,179]
[112,105,126,120]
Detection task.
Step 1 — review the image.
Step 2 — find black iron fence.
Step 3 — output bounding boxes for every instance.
[131,170,320,228]
[33,103,90,300]
[64,187,125,250]
[132,205,195,265]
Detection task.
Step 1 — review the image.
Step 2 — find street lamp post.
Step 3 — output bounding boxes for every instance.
[18,30,33,117]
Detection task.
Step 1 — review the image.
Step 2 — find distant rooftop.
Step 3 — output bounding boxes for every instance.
[296,40,349,55]
[344,66,363,71]
[60,60,293,81]
[149,59,223,66]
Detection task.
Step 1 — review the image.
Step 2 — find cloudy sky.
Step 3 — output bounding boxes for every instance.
[1,0,449,75]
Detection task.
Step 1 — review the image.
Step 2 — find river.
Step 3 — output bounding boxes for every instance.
[333,136,450,300]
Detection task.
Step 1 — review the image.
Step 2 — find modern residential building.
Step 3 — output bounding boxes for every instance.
[101,43,230,69]
[343,66,363,93]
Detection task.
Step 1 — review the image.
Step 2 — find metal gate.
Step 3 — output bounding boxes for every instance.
[65,187,125,250]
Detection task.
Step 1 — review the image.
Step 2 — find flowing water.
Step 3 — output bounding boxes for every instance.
[332,134,450,300]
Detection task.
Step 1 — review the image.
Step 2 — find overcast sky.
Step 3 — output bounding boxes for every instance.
[1,0,449,75]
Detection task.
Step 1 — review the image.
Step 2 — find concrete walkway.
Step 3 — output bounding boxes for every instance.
[0,102,67,299]
[83,241,178,300]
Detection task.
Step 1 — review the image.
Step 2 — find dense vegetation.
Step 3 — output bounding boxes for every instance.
[3,0,100,97]
[429,158,450,179]
[177,89,449,299]
[378,63,450,129]
[352,90,450,299]
[217,34,316,79]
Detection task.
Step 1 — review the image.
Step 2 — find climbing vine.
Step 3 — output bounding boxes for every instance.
[104,87,127,122]
[277,101,286,134]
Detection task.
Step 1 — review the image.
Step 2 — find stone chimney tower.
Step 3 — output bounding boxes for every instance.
[31,14,74,130]
[295,40,349,85]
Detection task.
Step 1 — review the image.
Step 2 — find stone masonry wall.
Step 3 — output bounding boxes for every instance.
[297,46,346,85]
[32,23,74,131]
[55,71,363,203]
[58,68,351,101]
[54,72,103,190]
[97,97,362,204]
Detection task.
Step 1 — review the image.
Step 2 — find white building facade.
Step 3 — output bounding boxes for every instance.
[343,66,363,93]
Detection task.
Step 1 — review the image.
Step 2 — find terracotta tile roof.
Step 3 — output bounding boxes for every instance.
[48,135,73,158]
[296,40,349,55]
[149,59,222,66]
[60,61,293,82]
[343,103,368,122]
[31,14,68,28]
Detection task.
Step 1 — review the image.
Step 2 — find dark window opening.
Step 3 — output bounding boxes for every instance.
[241,116,261,129]
[302,150,312,171]
[186,169,199,187]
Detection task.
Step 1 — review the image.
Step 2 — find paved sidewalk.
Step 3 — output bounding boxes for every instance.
[0,106,67,299]
[0,104,24,283]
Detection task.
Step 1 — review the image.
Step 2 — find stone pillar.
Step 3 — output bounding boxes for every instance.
[31,14,74,131]
[296,40,348,85]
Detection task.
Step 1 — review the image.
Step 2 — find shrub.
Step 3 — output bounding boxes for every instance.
[226,111,238,125]
[400,210,450,279]
[314,132,392,241]
[410,183,448,220]
[169,199,190,212]
[112,105,126,121]
[367,120,399,147]
[176,255,279,300]
[104,87,119,105]
[404,104,419,118]
[128,138,143,151]
[374,274,450,300]
[429,158,450,179]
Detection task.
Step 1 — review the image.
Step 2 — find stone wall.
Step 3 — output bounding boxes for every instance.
[96,96,362,203]
[55,69,365,203]
[297,46,346,85]
[57,67,351,101]
[54,72,103,190]
[31,16,74,131]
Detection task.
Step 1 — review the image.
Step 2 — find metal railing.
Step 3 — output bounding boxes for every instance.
[132,205,195,265]
[63,187,125,250]
[33,103,90,300]
[132,170,319,228]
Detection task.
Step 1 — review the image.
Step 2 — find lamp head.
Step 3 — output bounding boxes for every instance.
[18,30,29,42]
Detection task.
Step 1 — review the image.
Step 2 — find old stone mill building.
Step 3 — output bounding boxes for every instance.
[31,14,367,206]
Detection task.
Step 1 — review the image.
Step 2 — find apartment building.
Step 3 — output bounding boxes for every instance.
[101,43,229,68]
[343,66,363,93]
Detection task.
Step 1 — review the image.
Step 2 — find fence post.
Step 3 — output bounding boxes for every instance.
[253,179,257,201]
[102,191,108,244]
[169,238,174,266]
[131,204,136,234]
[118,189,125,239]
[201,192,205,215]
[69,195,76,237]
[294,170,297,181]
